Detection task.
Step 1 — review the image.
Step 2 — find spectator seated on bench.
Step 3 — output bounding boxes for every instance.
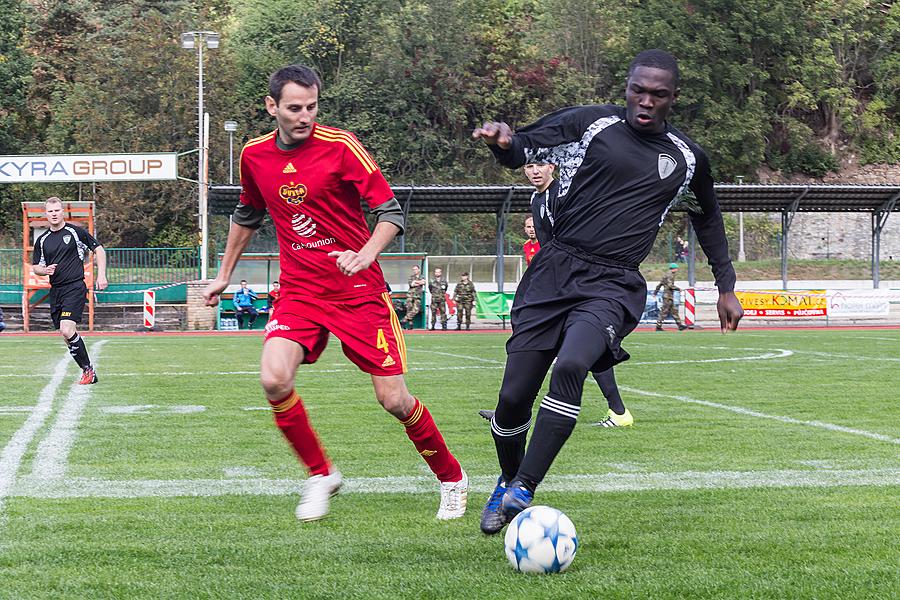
[218,280,272,330]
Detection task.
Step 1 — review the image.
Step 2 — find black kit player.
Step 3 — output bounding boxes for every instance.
[472,49,743,534]
[32,196,108,384]
[479,162,635,428]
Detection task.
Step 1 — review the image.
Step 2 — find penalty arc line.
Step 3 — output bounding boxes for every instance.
[31,342,107,480]
[621,386,900,445]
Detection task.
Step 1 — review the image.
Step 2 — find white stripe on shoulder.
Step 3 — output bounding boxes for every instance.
[658,132,697,227]
[523,116,622,197]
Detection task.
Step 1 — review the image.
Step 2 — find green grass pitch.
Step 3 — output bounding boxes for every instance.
[0,329,898,599]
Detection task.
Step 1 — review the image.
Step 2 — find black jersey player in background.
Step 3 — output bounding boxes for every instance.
[479,162,634,427]
[472,49,743,534]
[32,196,108,384]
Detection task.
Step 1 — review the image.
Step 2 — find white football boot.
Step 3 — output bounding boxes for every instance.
[436,470,468,520]
[295,470,343,522]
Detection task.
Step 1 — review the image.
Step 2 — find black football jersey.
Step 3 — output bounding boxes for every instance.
[32,224,101,286]
[492,104,735,291]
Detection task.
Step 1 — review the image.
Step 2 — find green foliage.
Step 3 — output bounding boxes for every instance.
[768,117,839,176]
[3,0,899,246]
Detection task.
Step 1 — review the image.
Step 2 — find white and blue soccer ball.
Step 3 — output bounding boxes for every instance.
[504,505,578,573]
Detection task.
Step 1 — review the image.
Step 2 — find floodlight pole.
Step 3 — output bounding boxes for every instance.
[736,176,746,262]
[182,30,219,281]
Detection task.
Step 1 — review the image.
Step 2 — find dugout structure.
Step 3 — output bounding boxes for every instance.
[21,201,97,333]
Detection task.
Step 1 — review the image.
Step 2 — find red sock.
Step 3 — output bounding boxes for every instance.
[270,391,330,477]
[400,397,463,483]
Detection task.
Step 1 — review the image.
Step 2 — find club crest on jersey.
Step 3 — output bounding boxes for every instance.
[63,234,72,244]
[658,154,677,179]
[279,182,307,205]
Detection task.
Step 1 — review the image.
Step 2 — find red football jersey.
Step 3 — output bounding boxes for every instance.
[239,124,395,300]
[523,239,541,266]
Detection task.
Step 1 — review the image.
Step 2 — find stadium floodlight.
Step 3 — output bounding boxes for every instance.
[224,121,238,184]
[181,30,220,280]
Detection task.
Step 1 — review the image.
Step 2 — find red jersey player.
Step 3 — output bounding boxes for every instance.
[202,65,467,522]
[522,216,541,266]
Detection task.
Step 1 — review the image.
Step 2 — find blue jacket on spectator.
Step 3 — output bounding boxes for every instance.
[233,286,258,309]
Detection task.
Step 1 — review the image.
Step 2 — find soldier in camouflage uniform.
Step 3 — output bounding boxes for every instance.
[402,264,426,330]
[429,267,449,330]
[453,272,477,330]
[654,263,687,331]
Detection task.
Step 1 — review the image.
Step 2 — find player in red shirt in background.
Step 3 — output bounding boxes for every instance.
[522,216,540,266]
[203,64,467,522]
[266,280,280,317]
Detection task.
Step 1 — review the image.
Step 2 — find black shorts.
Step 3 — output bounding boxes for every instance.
[506,240,648,371]
[49,280,88,328]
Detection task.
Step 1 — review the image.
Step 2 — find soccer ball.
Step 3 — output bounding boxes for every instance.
[504,505,578,573]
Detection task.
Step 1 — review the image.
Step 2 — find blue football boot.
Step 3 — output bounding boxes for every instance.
[500,480,533,521]
[479,476,508,535]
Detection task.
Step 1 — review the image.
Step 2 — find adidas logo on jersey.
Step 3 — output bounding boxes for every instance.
[282,162,297,174]
[381,355,396,368]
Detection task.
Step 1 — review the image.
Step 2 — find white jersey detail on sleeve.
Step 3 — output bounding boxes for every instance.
[523,116,622,198]
[658,132,697,227]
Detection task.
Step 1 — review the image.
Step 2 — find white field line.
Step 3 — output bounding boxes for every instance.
[848,336,899,342]
[31,343,106,480]
[0,407,36,415]
[622,386,900,445]
[11,468,899,498]
[414,349,506,364]
[0,353,70,513]
[629,348,794,365]
[791,350,900,363]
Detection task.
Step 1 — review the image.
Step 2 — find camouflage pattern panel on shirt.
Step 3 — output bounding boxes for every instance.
[453,280,476,306]
[407,275,425,300]
[655,271,680,299]
[429,278,448,303]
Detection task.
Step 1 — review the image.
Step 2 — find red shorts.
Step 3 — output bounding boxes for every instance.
[264,291,408,376]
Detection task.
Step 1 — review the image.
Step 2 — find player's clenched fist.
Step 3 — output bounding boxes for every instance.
[472,121,513,149]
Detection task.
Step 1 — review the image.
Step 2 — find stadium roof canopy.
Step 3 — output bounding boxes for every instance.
[209,183,898,288]
[210,183,900,214]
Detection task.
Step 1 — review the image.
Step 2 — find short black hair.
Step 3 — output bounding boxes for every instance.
[461,272,469,277]
[268,65,322,104]
[627,49,680,86]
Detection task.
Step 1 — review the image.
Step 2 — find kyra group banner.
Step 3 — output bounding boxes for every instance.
[736,290,827,317]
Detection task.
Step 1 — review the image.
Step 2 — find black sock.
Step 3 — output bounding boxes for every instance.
[593,369,624,414]
[66,333,91,370]
[517,400,579,492]
[491,418,530,484]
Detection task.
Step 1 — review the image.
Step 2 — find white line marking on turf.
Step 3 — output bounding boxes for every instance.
[849,336,898,342]
[792,350,900,363]
[414,349,506,364]
[31,342,106,480]
[0,353,70,514]
[629,348,794,366]
[98,405,206,415]
[11,468,899,498]
[621,386,900,445]
[0,407,36,415]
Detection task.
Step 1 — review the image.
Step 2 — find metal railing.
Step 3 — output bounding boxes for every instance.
[0,247,200,284]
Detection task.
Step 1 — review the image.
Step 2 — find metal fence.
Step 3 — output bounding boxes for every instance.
[105,247,200,283]
[0,247,199,284]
